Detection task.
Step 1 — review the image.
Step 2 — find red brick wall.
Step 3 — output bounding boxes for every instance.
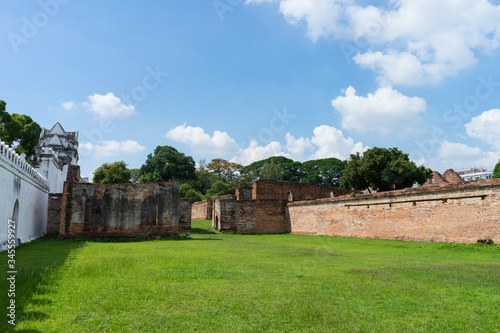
[443,169,464,184]
[234,200,288,233]
[236,187,252,201]
[59,174,182,239]
[179,198,192,233]
[213,180,347,234]
[288,179,500,243]
[191,199,212,220]
[213,196,237,232]
[252,179,348,201]
[66,164,81,182]
[47,193,62,234]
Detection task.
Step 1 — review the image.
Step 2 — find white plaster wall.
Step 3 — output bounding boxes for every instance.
[36,149,65,193]
[0,142,49,251]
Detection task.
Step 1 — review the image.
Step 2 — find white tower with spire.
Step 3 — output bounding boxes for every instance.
[32,123,79,193]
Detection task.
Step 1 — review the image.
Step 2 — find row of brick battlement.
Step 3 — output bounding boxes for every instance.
[288,178,500,207]
[0,140,48,188]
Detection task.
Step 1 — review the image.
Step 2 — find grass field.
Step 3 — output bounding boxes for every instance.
[1,220,500,332]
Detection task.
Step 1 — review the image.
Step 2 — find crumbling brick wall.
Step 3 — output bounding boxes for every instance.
[191,199,212,220]
[425,171,448,185]
[443,169,464,184]
[47,193,62,234]
[288,179,500,244]
[425,169,464,185]
[59,165,187,239]
[212,195,237,232]
[213,179,348,234]
[179,198,192,233]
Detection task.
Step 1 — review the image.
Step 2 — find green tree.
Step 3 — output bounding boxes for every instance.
[244,156,303,182]
[206,181,234,198]
[179,183,203,202]
[493,160,500,179]
[193,159,217,194]
[261,159,283,181]
[340,147,432,192]
[206,158,244,185]
[137,146,196,183]
[0,100,42,164]
[130,168,140,183]
[93,161,132,184]
[301,158,346,187]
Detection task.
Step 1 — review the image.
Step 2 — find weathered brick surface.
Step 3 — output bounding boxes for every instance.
[213,196,237,232]
[191,199,212,220]
[288,179,500,243]
[236,187,252,201]
[179,198,192,233]
[425,171,448,185]
[59,166,183,239]
[213,179,348,234]
[443,169,463,184]
[47,193,62,234]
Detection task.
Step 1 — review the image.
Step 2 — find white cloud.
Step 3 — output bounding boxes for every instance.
[249,0,500,86]
[465,109,500,150]
[165,124,239,156]
[278,0,347,41]
[438,141,483,159]
[437,140,500,170]
[353,50,446,86]
[331,86,427,133]
[83,93,136,118]
[309,125,368,160]
[80,140,145,158]
[163,123,368,165]
[285,133,313,160]
[61,101,75,110]
[231,140,286,165]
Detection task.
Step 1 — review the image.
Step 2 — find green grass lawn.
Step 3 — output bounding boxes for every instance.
[1,220,500,332]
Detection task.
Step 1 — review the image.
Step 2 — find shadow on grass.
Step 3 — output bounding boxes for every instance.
[191,227,217,235]
[0,234,86,332]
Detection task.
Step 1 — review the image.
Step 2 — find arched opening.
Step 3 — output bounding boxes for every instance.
[11,200,20,246]
[84,195,103,230]
[287,191,294,202]
[215,216,220,231]
[141,196,158,226]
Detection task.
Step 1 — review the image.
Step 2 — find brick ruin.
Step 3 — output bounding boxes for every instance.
[425,169,463,185]
[55,165,191,239]
[212,179,349,234]
[288,178,500,244]
[191,199,212,220]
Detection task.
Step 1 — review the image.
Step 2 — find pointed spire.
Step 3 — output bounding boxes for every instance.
[48,122,66,136]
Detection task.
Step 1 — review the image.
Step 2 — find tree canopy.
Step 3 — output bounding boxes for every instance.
[179,183,203,202]
[206,180,234,198]
[260,159,283,181]
[301,158,346,187]
[0,100,41,164]
[93,161,132,184]
[242,156,346,186]
[494,160,500,179]
[243,156,303,183]
[206,158,243,185]
[340,147,432,192]
[137,145,196,183]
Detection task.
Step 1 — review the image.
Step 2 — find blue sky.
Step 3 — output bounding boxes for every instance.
[1,0,500,179]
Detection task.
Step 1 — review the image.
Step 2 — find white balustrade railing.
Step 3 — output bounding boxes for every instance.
[0,141,48,188]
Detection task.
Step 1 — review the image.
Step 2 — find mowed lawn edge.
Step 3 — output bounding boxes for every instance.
[1,220,499,332]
